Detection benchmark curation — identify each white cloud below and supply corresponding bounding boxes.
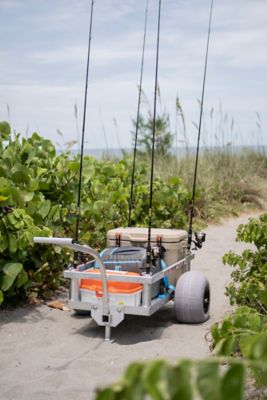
[0,0,266,148]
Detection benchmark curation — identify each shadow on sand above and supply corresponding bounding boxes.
[72,303,177,345]
[0,305,55,327]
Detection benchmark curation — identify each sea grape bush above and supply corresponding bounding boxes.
[0,122,190,304]
[210,214,267,391]
[0,122,72,304]
[95,358,247,400]
[223,213,267,313]
[97,215,267,399]
[211,306,267,386]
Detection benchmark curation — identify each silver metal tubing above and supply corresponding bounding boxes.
[34,237,74,246]
[150,254,194,284]
[124,293,173,316]
[72,243,110,316]
[64,255,193,284]
[70,279,80,302]
[69,291,173,318]
[142,282,152,307]
[105,325,111,342]
[64,269,146,283]
[34,237,110,317]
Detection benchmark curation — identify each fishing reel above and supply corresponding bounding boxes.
[67,251,91,270]
[192,231,206,250]
[152,243,166,260]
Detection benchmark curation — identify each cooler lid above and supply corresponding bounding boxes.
[107,227,187,244]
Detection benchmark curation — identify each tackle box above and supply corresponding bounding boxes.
[80,269,143,307]
[107,227,188,286]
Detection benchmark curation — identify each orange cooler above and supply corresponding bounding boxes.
[80,269,143,307]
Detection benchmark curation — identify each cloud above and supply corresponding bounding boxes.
[0,0,21,9]
[0,0,266,148]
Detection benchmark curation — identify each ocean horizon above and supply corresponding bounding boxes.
[65,145,267,158]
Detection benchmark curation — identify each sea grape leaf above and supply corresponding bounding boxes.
[20,190,35,203]
[12,169,31,185]
[211,323,221,345]
[37,200,51,219]
[38,181,50,191]
[6,209,33,229]
[15,268,28,288]
[17,229,33,248]
[0,232,8,252]
[68,161,79,172]
[102,165,115,177]
[143,360,169,400]
[1,262,23,291]
[171,360,193,400]
[9,187,24,207]
[8,234,17,253]
[49,205,61,222]
[221,363,245,400]
[250,334,267,364]
[123,362,145,399]
[167,176,181,186]
[259,290,267,307]
[214,337,235,356]
[0,177,9,189]
[95,388,116,400]
[220,319,233,335]
[0,195,8,202]
[0,121,11,140]
[197,361,221,400]
[36,167,47,177]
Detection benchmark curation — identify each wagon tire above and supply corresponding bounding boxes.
[174,270,210,323]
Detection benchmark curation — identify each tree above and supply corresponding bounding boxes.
[132,112,173,158]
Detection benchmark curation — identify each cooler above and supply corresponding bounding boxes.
[107,227,188,286]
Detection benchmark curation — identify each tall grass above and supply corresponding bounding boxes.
[153,147,267,222]
[132,101,267,222]
[74,97,267,223]
[161,102,267,221]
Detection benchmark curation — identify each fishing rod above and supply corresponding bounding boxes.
[146,0,162,273]
[128,0,149,227]
[75,0,95,257]
[187,0,214,251]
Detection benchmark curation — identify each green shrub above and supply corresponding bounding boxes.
[0,122,190,305]
[0,120,266,305]
[223,214,267,313]
[97,215,267,399]
[95,358,247,400]
[210,214,267,389]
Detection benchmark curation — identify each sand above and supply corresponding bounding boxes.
[0,213,259,400]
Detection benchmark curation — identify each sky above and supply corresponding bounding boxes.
[0,0,266,150]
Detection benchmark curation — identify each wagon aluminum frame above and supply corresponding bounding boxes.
[34,236,194,341]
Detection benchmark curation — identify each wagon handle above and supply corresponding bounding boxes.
[33,237,74,246]
[33,237,110,316]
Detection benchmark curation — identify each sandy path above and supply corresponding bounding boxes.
[0,213,258,400]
